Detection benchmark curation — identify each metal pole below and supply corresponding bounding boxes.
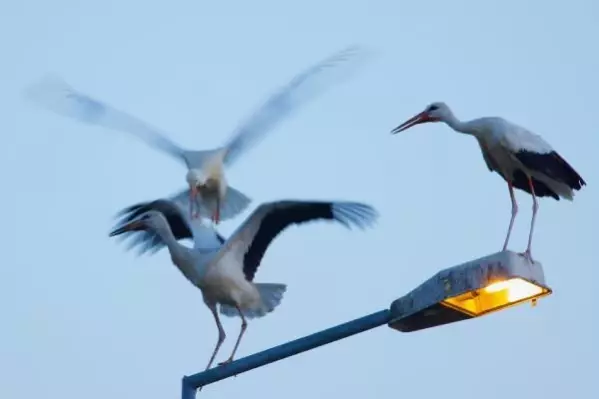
[181,309,390,398]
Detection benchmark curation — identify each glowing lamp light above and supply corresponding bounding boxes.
[441,277,550,317]
[484,278,543,300]
[388,251,552,333]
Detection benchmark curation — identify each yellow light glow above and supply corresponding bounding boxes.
[441,277,550,317]
[484,279,544,302]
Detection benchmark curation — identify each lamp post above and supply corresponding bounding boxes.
[181,250,552,398]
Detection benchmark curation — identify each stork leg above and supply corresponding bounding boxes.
[189,189,200,219]
[197,305,226,392]
[521,176,538,263]
[502,181,518,251]
[218,305,247,365]
[212,197,221,225]
[189,190,195,219]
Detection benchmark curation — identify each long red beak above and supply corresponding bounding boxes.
[391,111,431,134]
[109,220,144,236]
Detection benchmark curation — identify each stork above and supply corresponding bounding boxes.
[26,46,370,223]
[391,102,586,261]
[109,196,378,383]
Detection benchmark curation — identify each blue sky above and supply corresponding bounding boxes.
[2,0,597,398]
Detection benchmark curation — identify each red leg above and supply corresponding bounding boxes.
[521,176,538,262]
[189,189,195,219]
[198,305,226,392]
[502,181,518,251]
[204,306,226,371]
[189,187,200,219]
[218,306,247,365]
[212,197,221,225]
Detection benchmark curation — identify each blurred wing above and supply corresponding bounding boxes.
[223,199,378,281]
[112,197,226,254]
[168,185,251,223]
[218,185,252,220]
[165,190,228,248]
[220,45,373,166]
[180,148,224,171]
[25,75,187,164]
[111,199,192,255]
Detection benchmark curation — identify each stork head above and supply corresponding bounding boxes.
[109,211,168,236]
[391,102,452,134]
[186,169,207,187]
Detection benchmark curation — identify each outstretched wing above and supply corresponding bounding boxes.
[221,200,379,281]
[212,46,373,167]
[168,184,251,223]
[25,75,187,165]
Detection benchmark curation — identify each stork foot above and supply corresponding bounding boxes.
[518,250,535,264]
[217,358,239,378]
[218,358,233,366]
[212,210,220,225]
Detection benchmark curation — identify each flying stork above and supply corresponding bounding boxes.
[391,102,586,261]
[26,46,369,223]
[109,196,378,383]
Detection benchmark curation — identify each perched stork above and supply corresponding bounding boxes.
[109,196,378,379]
[391,102,586,261]
[26,46,370,223]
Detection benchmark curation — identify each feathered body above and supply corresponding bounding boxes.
[391,101,586,261]
[27,46,371,223]
[110,196,378,371]
[463,116,585,200]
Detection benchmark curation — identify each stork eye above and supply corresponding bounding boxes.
[428,105,439,112]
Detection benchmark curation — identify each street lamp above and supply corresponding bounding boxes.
[181,250,552,398]
[389,250,551,332]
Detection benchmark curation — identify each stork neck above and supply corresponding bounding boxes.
[155,225,186,258]
[443,114,472,135]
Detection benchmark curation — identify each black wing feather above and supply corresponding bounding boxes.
[514,150,586,191]
[511,170,560,200]
[110,199,225,255]
[242,201,377,281]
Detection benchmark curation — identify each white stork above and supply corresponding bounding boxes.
[391,102,586,261]
[26,46,369,223]
[109,196,378,378]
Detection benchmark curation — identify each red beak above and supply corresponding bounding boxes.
[391,111,432,134]
[109,220,145,236]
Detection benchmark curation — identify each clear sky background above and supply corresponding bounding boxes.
[2,1,598,398]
